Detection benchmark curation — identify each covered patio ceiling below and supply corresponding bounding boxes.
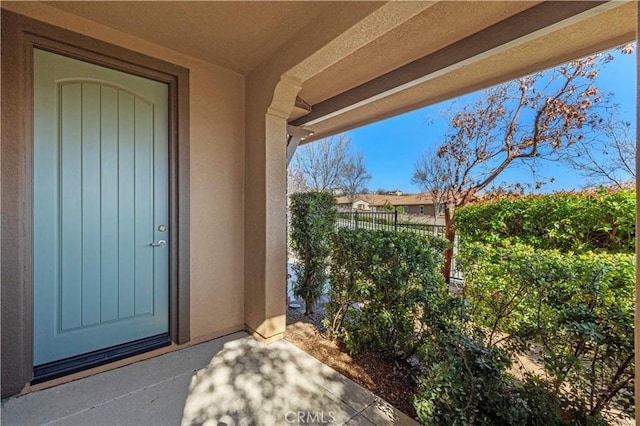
[40,0,336,74]
[43,1,636,142]
[291,0,636,142]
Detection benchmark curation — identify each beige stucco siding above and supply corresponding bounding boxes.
[2,2,246,340]
[406,205,436,216]
[188,66,245,338]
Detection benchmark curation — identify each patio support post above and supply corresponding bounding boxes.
[245,76,301,343]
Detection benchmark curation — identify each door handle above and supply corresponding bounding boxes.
[149,240,167,247]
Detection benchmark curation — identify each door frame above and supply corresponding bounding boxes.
[1,9,191,397]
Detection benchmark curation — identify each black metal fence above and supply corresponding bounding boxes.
[336,211,447,236]
[336,211,462,282]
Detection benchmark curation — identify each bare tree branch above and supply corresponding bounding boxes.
[412,48,626,282]
[564,108,636,189]
[292,134,352,191]
[341,151,371,203]
[290,133,372,198]
[412,150,450,226]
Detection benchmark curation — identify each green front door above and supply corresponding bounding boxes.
[33,49,170,367]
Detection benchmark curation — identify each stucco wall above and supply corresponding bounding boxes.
[406,205,436,216]
[2,2,246,340]
[242,2,385,341]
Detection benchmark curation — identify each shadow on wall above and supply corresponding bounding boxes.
[181,338,352,426]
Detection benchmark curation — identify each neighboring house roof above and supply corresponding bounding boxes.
[336,194,434,206]
[335,196,371,205]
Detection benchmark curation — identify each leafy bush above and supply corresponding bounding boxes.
[457,242,635,419]
[516,377,565,426]
[456,189,635,253]
[325,228,448,359]
[324,228,368,337]
[414,331,530,426]
[414,321,613,426]
[289,192,337,315]
[326,189,635,424]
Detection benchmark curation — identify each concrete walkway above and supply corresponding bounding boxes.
[1,332,417,425]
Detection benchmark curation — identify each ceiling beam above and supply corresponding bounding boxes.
[291,1,624,128]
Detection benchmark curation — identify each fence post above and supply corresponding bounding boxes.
[355,210,359,229]
[394,210,398,231]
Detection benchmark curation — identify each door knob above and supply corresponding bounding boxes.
[149,240,167,247]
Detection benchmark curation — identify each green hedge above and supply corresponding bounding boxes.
[457,242,635,419]
[325,228,449,359]
[289,192,337,314]
[455,189,635,253]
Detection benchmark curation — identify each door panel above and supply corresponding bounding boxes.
[33,49,169,366]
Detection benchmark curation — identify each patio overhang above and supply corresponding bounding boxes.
[289,0,636,143]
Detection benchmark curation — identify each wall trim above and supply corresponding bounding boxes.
[1,9,191,398]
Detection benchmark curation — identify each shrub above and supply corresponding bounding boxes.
[517,377,565,426]
[289,192,337,315]
[457,242,635,419]
[325,228,448,359]
[414,330,530,426]
[456,189,635,253]
[324,228,368,337]
[413,322,611,426]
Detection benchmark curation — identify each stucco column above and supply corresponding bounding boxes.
[244,76,301,342]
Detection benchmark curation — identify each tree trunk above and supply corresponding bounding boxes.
[442,205,456,285]
[304,298,314,315]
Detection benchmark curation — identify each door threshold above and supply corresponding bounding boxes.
[32,334,171,384]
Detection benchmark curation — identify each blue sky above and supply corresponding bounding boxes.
[347,47,636,194]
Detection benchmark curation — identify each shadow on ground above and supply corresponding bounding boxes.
[181,338,366,425]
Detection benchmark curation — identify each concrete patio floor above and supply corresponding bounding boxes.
[1,332,417,425]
